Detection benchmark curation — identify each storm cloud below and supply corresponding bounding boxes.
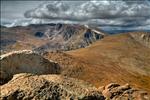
[1,0,150,32]
[23,0,150,31]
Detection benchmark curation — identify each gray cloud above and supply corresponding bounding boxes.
[24,1,150,18]
[2,0,150,32]
[23,0,150,31]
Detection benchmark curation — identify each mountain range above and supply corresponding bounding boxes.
[0,23,150,99]
[1,24,105,53]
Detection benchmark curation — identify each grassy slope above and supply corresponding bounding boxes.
[66,33,150,92]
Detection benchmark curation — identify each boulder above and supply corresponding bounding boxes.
[130,32,150,48]
[0,50,61,85]
[100,83,150,100]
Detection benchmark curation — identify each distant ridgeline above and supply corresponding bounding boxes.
[104,29,150,34]
[0,23,105,53]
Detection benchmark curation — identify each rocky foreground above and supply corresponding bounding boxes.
[0,73,149,100]
[0,50,150,100]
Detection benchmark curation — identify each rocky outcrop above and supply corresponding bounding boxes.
[99,83,149,100]
[0,73,105,100]
[1,74,149,100]
[0,50,61,85]
[130,32,150,48]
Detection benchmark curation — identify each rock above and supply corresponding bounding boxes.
[102,83,121,98]
[1,74,149,100]
[130,32,150,48]
[0,73,105,100]
[80,91,105,100]
[102,89,112,99]
[105,83,120,90]
[100,83,150,100]
[98,86,105,92]
[0,50,61,85]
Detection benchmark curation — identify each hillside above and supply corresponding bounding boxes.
[68,32,150,91]
[43,32,150,92]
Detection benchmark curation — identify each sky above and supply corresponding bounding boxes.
[1,0,150,33]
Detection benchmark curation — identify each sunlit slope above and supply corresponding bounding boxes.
[67,32,150,92]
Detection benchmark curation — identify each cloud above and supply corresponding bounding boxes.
[25,1,150,18]
[4,0,150,32]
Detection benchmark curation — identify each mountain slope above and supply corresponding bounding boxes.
[67,32,150,91]
[43,32,150,92]
[0,24,105,52]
